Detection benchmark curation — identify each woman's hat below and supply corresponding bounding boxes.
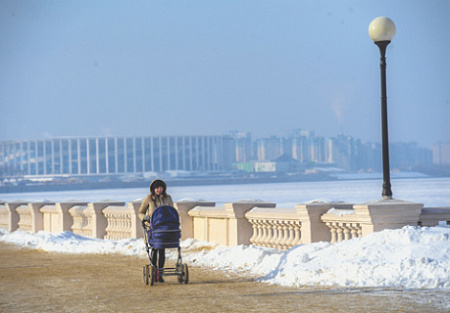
[150,179,167,194]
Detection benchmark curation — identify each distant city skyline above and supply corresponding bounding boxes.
[1,1,449,149]
[0,127,438,150]
[0,131,438,181]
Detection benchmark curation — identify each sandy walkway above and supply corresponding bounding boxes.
[0,243,448,312]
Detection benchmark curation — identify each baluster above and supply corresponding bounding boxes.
[343,223,351,241]
[267,220,275,248]
[327,222,337,244]
[256,219,264,247]
[254,219,264,246]
[266,220,275,248]
[349,223,359,239]
[259,220,268,248]
[273,220,282,249]
[249,218,258,246]
[357,224,362,238]
[279,221,290,250]
[285,221,296,249]
[293,221,302,246]
[336,224,344,243]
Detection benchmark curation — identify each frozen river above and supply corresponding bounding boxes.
[1,177,449,208]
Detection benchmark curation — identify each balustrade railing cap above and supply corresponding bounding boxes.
[359,198,422,205]
[58,201,89,205]
[306,200,331,204]
[89,201,126,207]
[95,200,126,203]
[422,207,450,213]
[225,201,276,218]
[9,200,28,204]
[245,207,297,219]
[176,200,216,206]
[88,201,126,212]
[31,201,55,205]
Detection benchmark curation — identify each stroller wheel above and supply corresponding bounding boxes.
[143,265,149,286]
[183,264,189,284]
[176,263,183,283]
[178,264,189,284]
[149,265,155,286]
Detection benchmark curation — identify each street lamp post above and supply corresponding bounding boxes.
[369,17,396,199]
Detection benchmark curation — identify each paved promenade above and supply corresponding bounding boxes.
[0,243,448,312]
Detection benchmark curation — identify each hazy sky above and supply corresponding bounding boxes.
[1,1,449,148]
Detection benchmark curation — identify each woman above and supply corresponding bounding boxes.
[139,179,174,283]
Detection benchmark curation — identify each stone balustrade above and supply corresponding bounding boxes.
[69,204,91,238]
[294,202,355,244]
[0,198,449,250]
[325,221,363,243]
[103,204,133,240]
[245,207,301,250]
[15,203,33,232]
[187,201,276,246]
[13,202,47,233]
[419,207,450,226]
[41,201,88,233]
[321,207,362,243]
[174,201,216,241]
[0,201,8,229]
[1,201,27,231]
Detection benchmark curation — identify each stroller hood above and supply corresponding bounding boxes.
[148,205,181,249]
[151,205,180,228]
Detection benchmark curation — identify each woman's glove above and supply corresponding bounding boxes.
[143,215,151,222]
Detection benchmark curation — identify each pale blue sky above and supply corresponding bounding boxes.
[1,0,449,148]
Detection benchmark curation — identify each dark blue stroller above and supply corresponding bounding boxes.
[142,205,189,285]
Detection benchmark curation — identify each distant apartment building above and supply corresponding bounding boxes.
[327,135,363,171]
[292,135,310,162]
[231,131,253,163]
[257,131,327,164]
[292,129,314,163]
[390,142,433,170]
[256,136,290,161]
[309,136,327,163]
[0,135,234,177]
[432,142,450,165]
[359,142,382,172]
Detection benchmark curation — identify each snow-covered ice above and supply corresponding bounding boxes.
[2,177,450,208]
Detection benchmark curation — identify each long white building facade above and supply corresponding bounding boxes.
[0,135,235,177]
